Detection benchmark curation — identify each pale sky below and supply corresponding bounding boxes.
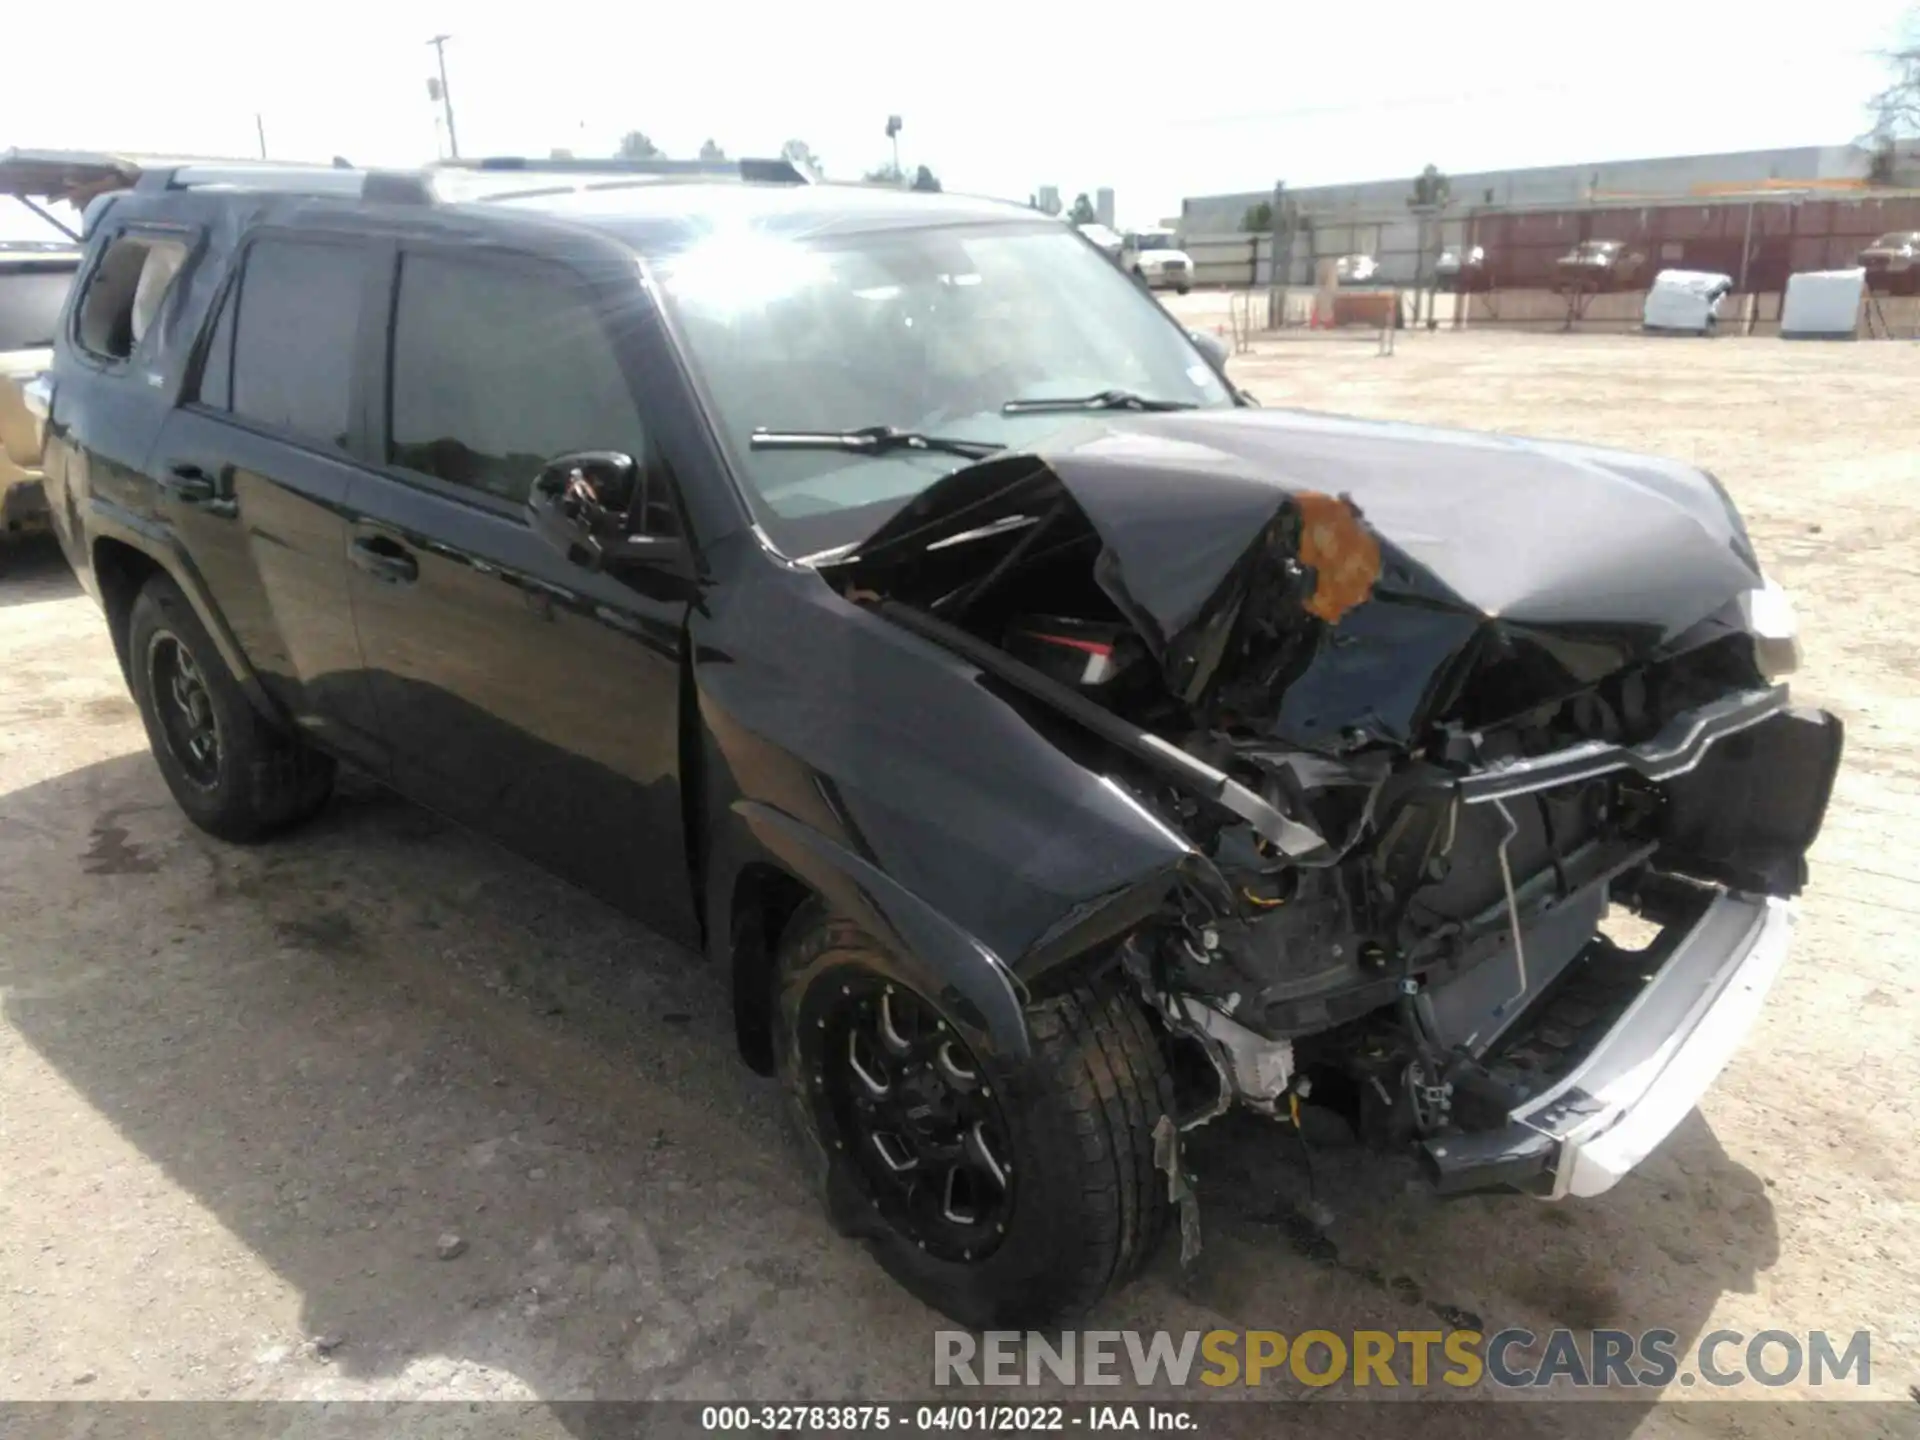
[3,0,1911,241]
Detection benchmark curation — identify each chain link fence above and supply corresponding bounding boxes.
[1183,191,1920,333]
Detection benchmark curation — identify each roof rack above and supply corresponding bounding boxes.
[433,155,818,185]
[0,146,816,237]
[0,148,434,209]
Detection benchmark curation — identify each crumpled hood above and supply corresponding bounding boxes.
[843,406,1764,750]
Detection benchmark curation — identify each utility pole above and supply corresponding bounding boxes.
[255,113,268,159]
[885,115,902,176]
[427,34,459,159]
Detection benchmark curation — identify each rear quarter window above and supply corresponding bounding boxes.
[74,234,189,361]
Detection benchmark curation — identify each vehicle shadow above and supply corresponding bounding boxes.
[0,531,80,606]
[0,749,1808,1432]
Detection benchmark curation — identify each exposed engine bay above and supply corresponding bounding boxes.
[829,409,1843,1191]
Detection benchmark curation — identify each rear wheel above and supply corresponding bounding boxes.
[126,575,334,842]
[775,908,1175,1327]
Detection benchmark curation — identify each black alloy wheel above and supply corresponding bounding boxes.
[775,908,1178,1327]
[146,630,222,789]
[812,975,1015,1263]
[125,574,335,842]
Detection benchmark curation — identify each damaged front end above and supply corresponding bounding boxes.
[831,408,1843,1201]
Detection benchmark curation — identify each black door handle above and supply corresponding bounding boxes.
[350,535,419,585]
[159,462,236,516]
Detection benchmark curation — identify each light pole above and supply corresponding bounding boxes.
[427,34,459,159]
[885,115,902,176]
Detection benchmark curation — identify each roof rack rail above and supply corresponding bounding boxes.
[434,155,817,185]
[138,161,434,204]
[2,145,821,237]
[0,148,437,213]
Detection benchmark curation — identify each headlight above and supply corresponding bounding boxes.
[1740,574,1800,680]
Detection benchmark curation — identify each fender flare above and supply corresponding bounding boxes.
[732,800,1032,1064]
[87,496,280,724]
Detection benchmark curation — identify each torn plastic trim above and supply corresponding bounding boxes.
[1175,996,1295,1115]
[872,598,1331,860]
[1454,684,1787,805]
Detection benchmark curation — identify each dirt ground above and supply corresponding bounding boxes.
[2,320,1916,1435]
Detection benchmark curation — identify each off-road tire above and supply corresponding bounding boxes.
[126,574,334,842]
[775,906,1175,1328]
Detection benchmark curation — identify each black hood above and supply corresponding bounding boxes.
[840,406,1765,751]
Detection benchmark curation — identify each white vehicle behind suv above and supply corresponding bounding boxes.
[1123,229,1193,294]
[1,246,82,553]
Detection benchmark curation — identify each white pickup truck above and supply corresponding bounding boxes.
[1121,229,1194,294]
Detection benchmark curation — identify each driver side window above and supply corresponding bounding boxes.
[387,253,647,509]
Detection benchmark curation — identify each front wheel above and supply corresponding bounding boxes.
[776,909,1175,1327]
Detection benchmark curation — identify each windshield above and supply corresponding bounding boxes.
[1133,233,1178,252]
[1869,232,1919,249]
[658,221,1234,553]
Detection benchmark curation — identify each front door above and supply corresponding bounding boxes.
[342,245,698,941]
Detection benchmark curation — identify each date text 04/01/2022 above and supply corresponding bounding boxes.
[698,1403,1198,1430]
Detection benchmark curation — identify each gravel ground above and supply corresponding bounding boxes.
[1,321,1915,1436]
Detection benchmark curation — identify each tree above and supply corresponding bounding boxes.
[1867,29,1920,138]
[1869,133,1898,183]
[864,161,905,186]
[1067,193,1097,225]
[698,138,727,162]
[616,131,663,160]
[1409,163,1451,210]
[1242,200,1273,233]
[911,165,942,193]
[781,139,823,176]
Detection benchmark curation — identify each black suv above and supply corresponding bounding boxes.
[9,149,1840,1328]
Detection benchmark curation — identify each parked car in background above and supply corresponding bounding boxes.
[1858,230,1920,294]
[1,244,83,558]
[1122,229,1193,293]
[1554,239,1646,292]
[1434,242,1489,291]
[1334,253,1381,286]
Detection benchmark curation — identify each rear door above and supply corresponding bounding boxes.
[146,234,387,769]
[342,243,698,938]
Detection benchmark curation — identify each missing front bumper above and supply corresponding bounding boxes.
[1421,890,1793,1198]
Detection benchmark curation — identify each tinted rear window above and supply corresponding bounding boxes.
[0,264,79,350]
[231,240,364,449]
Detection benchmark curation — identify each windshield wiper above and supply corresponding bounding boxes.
[1001,389,1199,415]
[748,425,1005,461]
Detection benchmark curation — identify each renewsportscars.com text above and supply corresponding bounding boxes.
[934,1328,1873,1391]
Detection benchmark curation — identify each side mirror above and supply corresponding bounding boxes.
[527,450,691,577]
[1189,328,1230,370]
